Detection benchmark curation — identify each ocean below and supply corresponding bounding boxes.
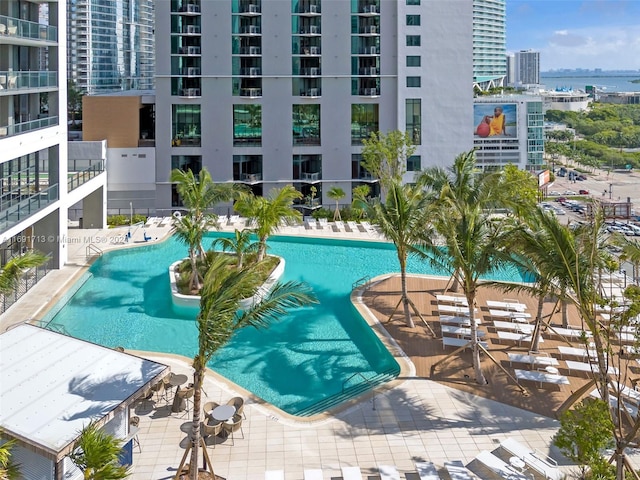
[540,74,640,93]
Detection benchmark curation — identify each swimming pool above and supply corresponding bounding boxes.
[44,233,528,416]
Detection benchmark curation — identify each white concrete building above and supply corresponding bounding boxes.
[514,49,540,86]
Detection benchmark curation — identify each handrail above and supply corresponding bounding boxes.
[342,372,377,410]
[86,244,103,258]
[352,275,371,291]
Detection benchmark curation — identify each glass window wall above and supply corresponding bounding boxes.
[233,105,262,146]
[351,104,378,145]
[293,105,320,145]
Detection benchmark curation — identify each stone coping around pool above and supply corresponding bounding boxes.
[169,254,285,312]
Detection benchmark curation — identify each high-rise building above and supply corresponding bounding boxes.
[505,52,515,86]
[514,49,540,86]
[67,0,155,94]
[472,0,506,91]
[0,0,107,310]
[147,0,473,213]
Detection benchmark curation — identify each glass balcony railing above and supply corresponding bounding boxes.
[0,15,58,42]
[0,117,59,138]
[0,183,59,233]
[0,71,58,91]
[68,161,105,192]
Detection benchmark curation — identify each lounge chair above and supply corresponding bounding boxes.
[439,314,481,326]
[334,221,346,231]
[341,466,363,480]
[438,304,477,316]
[499,438,563,480]
[444,461,475,480]
[557,345,596,360]
[415,462,440,480]
[304,217,318,229]
[507,352,559,368]
[441,325,487,338]
[318,218,329,229]
[442,337,488,350]
[565,360,618,376]
[228,214,240,225]
[379,465,400,480]
[360,221,378,235]
[545,326,592,341]
[493,321,534,334]
[436,294,468,306]
[497,331,544,346]
[488,309,532,320]
[486,300,528,312]
[304,469,323,480]
[346,221,359,232]
[514,369,569,388]
[265,471,285,480]
[473,450,530,480]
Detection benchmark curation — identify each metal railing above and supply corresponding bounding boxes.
[0,71,58,91]
[68,161,105,192]
[86,244,103,258]
[0,184,59,232]
[352,275,371,291]
[0,116,59,138]
[0,15,58,42]
[0,254,52,314]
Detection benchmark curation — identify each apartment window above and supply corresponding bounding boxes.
[233,155,263,182]
[406,35,421,47]
[406,77,421,88]
[407,155,421,172]
[406,15,420,26]
[171,156,202,173]
[406,99,421,145]
[293,105,321,145]
[233,105,262,146]
[293,154,322,181]
[351,104,379,145]
[406,56,421,67]
[172,105,201,147]
[351,154,373,180]
[406,0,420,4]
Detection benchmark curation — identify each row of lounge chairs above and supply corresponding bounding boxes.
[265,438,563,480]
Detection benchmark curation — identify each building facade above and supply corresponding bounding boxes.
[473,95,544,170]
[0,1,106,292]
[472,0,506,91]
[514,49,540,86]
[149,0,473,214]
[67,0,155,94]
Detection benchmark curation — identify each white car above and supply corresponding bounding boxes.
[563,190,577,195]
[553,208,566,215]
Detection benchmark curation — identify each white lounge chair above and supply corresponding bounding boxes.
[441,325,487,338]
[318,218,329,229]
[438,304,477,316]
[442,337,488,350]
[473,450,530,480]
[514,369,569,388]
[545,326,592,341]
[493,321,534,334]
[334,221,346,231]
[488,309,532,320]
[416,462,440,480]
[557,345,596,360]
[486,300,528,312]
[346,221,359,232]
[379,465,400,480]
[228,214,240,225]
[507,353,559,368]
[439,314,481,326]
[565,360,618,376]
[265,471,284,480]
[360,221,378,235]
[445,461,476,480]
[497,331,544,346]
[436,294,468,306]
[341,466,363,480]
[590,388,639,418]
[304,469,323,480]
[499,438,563,480]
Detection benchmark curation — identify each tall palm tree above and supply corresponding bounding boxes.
[211,229,259,269]
[172,214,208,292]
[615,234,640,285]
[69,421,129,480]
[234,185,302,262]
[327,186,345,221]
[186,254,317,480]
[418,150,516,384]
[351,184,371,220]
[354,181,431,328]
[0,251,48,294]
[0,435,20,480]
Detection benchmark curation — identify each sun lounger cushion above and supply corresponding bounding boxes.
[265,471,284,480]
[445,461,475,480]
[341,466,363,480]
[500,438,563,480]
[304,469,323,480]
[379,465,400,480]
[474,450,529,480]
[514,369,569,386]
[416,462,440,480]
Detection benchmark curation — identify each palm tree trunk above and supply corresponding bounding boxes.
[467,292,486,385]
[400,266,414,328]
[189,367,204,480]
[190,251,200,292]
[257,236,267,262]
[561,300,569,328]
[530,293,545,353]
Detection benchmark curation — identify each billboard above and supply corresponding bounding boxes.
[474,103,517,138]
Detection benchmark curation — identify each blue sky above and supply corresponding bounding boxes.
[507,0,640,71]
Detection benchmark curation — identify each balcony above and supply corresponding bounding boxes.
[301,46,320,55]
[358,67,380,76]
[240,88,262,98]
[300,88,321,97]
[179,67,201,76]
[300,67,321,76]
[0,71,58,93]
[360,4,379,15]
[177,46,201,55]
[358,46,379,55]
[0,15,57,42]
[299,25,320,35]
[182,25,201,34]
[179,3,201,14]
[300,172,321,182]
[239,3,261,14]
[68,161,105,192]
[241,173,262,183]
[239,46,262,55]
[359,88,379,96]
[240,67,262,76]
[240,25,261,35]
[0,183,59,233]
[0,116,59,138]
[359,25,379,35]
[299,4,320,15]
[180,88,201,97]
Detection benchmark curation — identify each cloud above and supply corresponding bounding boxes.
[549,30,589,48]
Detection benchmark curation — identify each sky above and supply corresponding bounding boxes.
[506,0,640,71]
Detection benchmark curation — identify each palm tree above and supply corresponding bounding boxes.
[418,150,516,384]
[234,185,302,262]
[0,251,48,294]
[211,229,259,269]
[0,435,20,480]
[173,214,208,292]
[69,421,129,480]
[354,181,431,328]
[185,254,317,480]
[327,186,345,221]
[615,234,640,285]
[351,184,371,220]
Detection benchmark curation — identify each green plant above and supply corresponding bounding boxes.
[69,421,129,480]
[107,215,128,227]
[0,434,20,480]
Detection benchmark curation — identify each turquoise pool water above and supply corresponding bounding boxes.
[45,233,528,415]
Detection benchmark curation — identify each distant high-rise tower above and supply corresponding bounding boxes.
[514,49,540,85]
[67,0,155,94]
[472,0,506,91]
[505,52,515,86]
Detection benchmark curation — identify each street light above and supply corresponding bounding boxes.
[609,183,613,200]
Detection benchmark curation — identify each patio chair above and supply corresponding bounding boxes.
[201,421,223,448]
[129,416,141,452]
[203,401,220,423]
[226,396,246,418]
[148,380,167,403]
[173,387,194,418]
[221,414,244,445]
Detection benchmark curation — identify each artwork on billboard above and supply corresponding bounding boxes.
[474,104,517,138]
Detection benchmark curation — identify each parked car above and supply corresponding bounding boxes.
[579,189,589,195]
[555,197,567,203]
[563,190,577,196]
